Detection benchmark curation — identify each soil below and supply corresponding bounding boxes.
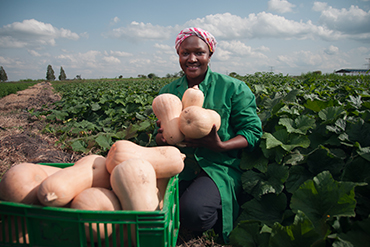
[0,82,229,246]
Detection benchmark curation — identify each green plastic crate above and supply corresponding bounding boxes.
[0,163,179,247]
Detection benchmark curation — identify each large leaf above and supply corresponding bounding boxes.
[318,106,346,125]
[263,130,310,152]
[290,171,363,231]
[241,163,289,198]
[239,193,287,227]
[337,217,370,247]
[240,147,269,172]
[306,145,346,177]
[285,165,313,193]
[304,99,336,112]
[346,118,370,147]
[229,220,270,247]
[278,115,316,135]
[269,211,322,247]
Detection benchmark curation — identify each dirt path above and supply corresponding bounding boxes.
[0,82,82,177]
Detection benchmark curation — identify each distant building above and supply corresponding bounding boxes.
[335,69,369,75]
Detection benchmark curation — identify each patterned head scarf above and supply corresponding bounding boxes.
[175,27,217,54]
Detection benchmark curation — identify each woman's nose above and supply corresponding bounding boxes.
[188,53,197,62]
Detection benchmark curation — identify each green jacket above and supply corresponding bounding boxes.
[156,68,263,242]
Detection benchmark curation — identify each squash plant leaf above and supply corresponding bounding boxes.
[240,147,269,172]
[318,106,346,125]
[337,217,370,247]
[229,220,270,247]
[95,134,112,150]
[346,118,370,147]
[285,165,313,193]
[263,130,310,152]
[279,115,316,135]
[307,146,346,177]
[241,163,289,198]
[269,211,322,247]
[239,193,287,227]
[290,171,364,230]
[304,99,336,112]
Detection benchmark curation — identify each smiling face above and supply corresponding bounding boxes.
[177,36,212,87]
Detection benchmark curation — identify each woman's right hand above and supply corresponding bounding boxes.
[155,120,167,145]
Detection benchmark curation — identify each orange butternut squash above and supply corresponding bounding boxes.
[110,158,159,211]
[0,163,48,205]
[105,140,185,178]
[179,106,221,139]
[37,155,110,207]
[70,187,121,242]
[182,85,204,109]
[152,93,184,145]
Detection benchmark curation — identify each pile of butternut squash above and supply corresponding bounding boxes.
[0,140,185,243]
[152,85,221,145]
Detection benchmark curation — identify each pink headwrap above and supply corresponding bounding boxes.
[175,27,217,53]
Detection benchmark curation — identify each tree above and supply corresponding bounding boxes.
[46,65,56,81]
[0,66,8,82]
[59,66,67,80]
[147,73,157,79]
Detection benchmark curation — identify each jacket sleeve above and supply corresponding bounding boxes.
[230,82,263,151]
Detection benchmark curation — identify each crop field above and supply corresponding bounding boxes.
[2,72,370,246]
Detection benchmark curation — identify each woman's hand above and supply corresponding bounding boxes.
[182,124,249,152]
[155,120,168,146]
[182,125,224,152]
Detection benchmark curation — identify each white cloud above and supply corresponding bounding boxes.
[113,17,120,23]
[103,56,121,64]
[0,19,79,48]
[268,0,296,13]
[107,21,174,40]
[324,45,339,55]
[28,49,42,57]
[312,2,328,12]
[316,4,370,35]
[57,50,102,68]
[109,50,133,57]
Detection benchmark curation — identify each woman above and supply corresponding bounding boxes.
[155,27,263,243]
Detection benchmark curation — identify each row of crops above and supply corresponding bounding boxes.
[31,73,370,246]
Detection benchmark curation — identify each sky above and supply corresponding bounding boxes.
[1,0,370,81]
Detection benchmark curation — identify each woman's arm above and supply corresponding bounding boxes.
[182,124,249,152]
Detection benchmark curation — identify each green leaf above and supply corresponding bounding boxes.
[279,115,316,135]
[95,134,112,150]
[241,163,289,198]
[285,165,313,193]
[290,171,361,230]
[70,140,87,153]
[318,106,346,124]
[229,220,270,247]
[269,211,322,247]
[338,217,370,247]
[239,193,287,227]
[91,102,101,111]
[304,99,336,112]
[240,147,269,172]
[342,155,370,183]
[307,146,346,177]
[346,118,370,147]
[263,130,310,152]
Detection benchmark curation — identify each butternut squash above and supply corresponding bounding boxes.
[105,140,185,178]
[37,155,110,207]
[182,85,204,109]
[70,187,121,242]
[157,177,170,210]
[152,93,184,145]
[0,163,48,205]
[179,106,221,139]
[36,164,62,176]
[110,159,159,211]
[0,216,29,244]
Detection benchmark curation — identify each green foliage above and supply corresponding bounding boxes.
[0,66,8,82]
[230,72,370,246]
[0,82,37,98]
[46,64,55,81]
[59,66,67,80]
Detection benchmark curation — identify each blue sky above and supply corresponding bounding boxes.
[1,0,370,81]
